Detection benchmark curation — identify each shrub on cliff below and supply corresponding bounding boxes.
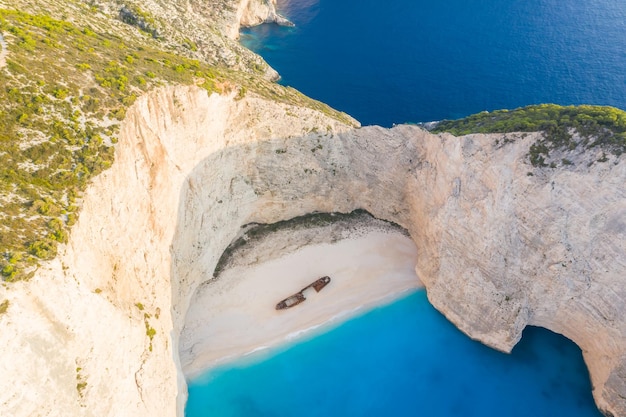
[0,9,223,281]
[431,104,626,166]
[0,6,355,282]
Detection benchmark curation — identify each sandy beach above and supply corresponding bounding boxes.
[180,229,422,378]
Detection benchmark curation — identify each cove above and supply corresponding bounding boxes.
[185,1,613,415]
[241,0,626,127]
[186,290,601,417]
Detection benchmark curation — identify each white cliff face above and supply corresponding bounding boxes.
[0,86,624,417]
[238,0,292,29]
[85,0,281,77]
[0,86,354,417]
[402,128,626,416]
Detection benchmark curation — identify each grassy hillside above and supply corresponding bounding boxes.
[0,7,353,282]
[0,9,224,280]
[430,104,626,167]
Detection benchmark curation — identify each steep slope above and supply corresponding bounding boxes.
[87,0,286,77]
[1,84,625,417]
[0,86,354,416]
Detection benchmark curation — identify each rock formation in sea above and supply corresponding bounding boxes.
[0,0,624,416]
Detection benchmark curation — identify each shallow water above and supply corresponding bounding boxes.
[241,0,626,126]
[186,291,601,417]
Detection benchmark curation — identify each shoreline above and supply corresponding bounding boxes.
[179,229,423,379]
[190,286,422,383]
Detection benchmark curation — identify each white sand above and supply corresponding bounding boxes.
[179,230,422,378]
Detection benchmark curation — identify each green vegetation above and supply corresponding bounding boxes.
[135,302,157,351]
[0,7,355,282]
[144,313,156,352]
[430,104,626,166]
[118,5,162,39]
[0,9,229,281]
[0,299,9,314]
[76,382,87,395]
[75,367,87,397]
[146,323,156,339]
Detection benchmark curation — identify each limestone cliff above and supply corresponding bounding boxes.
[0,86,354,417]
[84,0,283,77]
[405,129,626,416]
[167,94,626,417]
[1,85,624,416]
[238,0,293,29]
[1,0,625,416]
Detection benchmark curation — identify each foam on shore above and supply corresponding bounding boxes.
[179,229,422,378]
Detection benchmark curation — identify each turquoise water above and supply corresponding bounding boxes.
[186,291,601,416]
[241,0,626,127]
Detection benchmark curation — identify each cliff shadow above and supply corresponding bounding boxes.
[168,126,425,412]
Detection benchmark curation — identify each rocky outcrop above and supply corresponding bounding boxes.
[404,129,626,416]
[238,0,293,29]
[84,0,282,77]
[0,85,624,417]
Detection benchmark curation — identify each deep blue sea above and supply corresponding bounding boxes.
[186,291,601,417]
[186,1,620,415]
[241,0,626,127]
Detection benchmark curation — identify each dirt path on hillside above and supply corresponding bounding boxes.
[0,34,7,69]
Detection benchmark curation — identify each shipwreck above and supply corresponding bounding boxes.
[275,276,332,310]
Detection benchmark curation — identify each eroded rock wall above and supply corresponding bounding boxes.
[86,0,281,77]
[238,0,292,28]
[169,92,626,416]
[401,127,626,416]
[0,86,353,417]
[0,85,624,417]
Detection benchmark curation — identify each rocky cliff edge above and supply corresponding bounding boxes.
[0,86,624,416]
